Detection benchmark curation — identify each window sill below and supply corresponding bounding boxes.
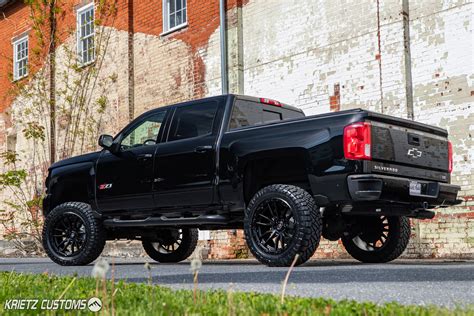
[78,59,96,68]
[12,74,28,82]
[160,23,188,37]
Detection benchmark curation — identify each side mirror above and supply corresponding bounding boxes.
[98,134,115,152]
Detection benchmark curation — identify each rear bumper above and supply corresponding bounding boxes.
[347,174,462,206]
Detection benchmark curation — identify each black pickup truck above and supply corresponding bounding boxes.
[42,95,461,266]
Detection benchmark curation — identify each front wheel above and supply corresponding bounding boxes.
[42,202,106,266]
[142,228,198,263]
[244,184,322,267]
[342,215,410,263]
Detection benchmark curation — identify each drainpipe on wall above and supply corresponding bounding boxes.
[128,0,135,122]
[402,0,414,120]
[401,0,419,251]
[219,0,229,95]
[376,0,384,114]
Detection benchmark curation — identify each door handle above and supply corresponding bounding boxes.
[137,153,153,161]
[194,145,213,153]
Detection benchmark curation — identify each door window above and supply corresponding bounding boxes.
[121,111,167,150]
[168,102,218,142]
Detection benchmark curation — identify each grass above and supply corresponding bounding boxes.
[0,271,472,315]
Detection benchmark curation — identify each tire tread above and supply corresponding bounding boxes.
[244,184,322,267]
[342,216,411,263]
[42,202,106,266]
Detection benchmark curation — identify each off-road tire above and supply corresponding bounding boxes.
[42,202,106,266]
[342,216,410,263]
[142,228,198,263]
[244,184,322,267]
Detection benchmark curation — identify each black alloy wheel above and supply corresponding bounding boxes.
[151,229,183,254]
[42,202,106,266]
[49,212,87,257]
[252,198,297,255]
[244,184,322,267]
[142,228,198,263]
[342,215,411,263]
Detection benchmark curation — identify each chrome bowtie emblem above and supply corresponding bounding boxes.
[407,148,422,158]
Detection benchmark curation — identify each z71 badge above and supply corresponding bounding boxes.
[98,183,113,190]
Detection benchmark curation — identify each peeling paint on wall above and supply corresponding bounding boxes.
[0,0,472,259]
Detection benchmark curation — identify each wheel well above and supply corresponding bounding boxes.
[243,154,311,205]
[48,183,90,214]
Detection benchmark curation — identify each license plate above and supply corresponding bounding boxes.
[409,181,422,195]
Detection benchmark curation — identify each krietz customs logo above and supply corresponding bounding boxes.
[87,297,102,312]
[4,297,102,312]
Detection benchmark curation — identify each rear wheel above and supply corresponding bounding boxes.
[244,184,322,267]
[142,228,198,263]
[342,215,410,263]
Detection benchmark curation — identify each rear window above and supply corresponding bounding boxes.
[229,100,304,130]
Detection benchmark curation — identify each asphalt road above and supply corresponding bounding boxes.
[0,258,473,308]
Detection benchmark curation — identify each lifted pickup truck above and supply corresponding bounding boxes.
[42,95,461,266]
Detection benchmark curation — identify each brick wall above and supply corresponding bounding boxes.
[0,1,31,114]
[208,230,249,259]
[0,0,472,260]
[230,0,473,260]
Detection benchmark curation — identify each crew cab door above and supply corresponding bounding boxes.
[95,109,169,212]
[153,101,221,207]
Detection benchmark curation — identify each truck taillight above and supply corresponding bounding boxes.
[343,122,372,160]
[448,141,453,173]
[260,98,282,107]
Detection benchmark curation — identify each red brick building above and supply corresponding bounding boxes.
[0,0,472,259]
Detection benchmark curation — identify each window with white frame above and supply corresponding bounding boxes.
[12,35,28,81]
[163,0,187,33]
[77,3,95,65]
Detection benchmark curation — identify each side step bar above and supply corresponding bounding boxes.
[103,214,229,227]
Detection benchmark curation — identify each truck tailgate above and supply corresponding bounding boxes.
[365,113,450,183]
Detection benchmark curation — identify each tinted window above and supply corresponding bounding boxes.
[121,111,167,150]
[262,110,282,123]
[168,102,218,141]
[229,100,304,130]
